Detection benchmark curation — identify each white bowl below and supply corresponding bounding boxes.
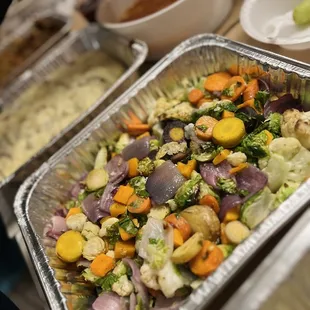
[96,0,233,60]
[240,0,310,50]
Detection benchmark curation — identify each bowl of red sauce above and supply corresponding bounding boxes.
[96,0,233,60]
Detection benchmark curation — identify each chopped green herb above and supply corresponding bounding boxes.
[222,87,234,97]
[196,124,208,132]
[254,90,270,113]
[128,176,149,198]
[95,272,118,292]
[65,200,76,210]
[119,216,138,236]
[106,223,120,246]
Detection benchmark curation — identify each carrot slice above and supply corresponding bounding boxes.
[165,214,192,241]
[204,72,232,92]
[212,149,231,166]
[195,116,218,141]
[127,124,150,136]
[190,240,224,277]
[66,207,82,219]
[127,158,139,178]
[137,132,150,140]
[221,76,247,102]
[110,203,127,217]
[188,88,204,104]
[229,163,248,174]
[222,110,235,118]
[173,228,184,248]
[199,195,220,214]
[114,185,134,205]
[264,130,273,145]
[127,194,151,214]
[90,254,115,277]
[114,240,135,259]
[243,79,259,102]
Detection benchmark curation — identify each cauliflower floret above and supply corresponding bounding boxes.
[83,236,106,261]
[82,221,100,240]
[106,250,115,258]
[227,152,247,167]
[66,213,87,232]
[140,263,160,290]
[112,275,134,297]
[113,261,127,276]
[160,101,194,123]
[99,217,119,237]
[281,109,310,150]
[269,137,301,161]
[158,260,185,298]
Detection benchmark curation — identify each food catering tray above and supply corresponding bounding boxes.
[0,24,147,236]
[222,207,310,310]
[14,34,310,310]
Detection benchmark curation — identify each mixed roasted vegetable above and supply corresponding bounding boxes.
[46,66,310,309]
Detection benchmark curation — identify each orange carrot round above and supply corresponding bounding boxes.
[221,76,247,102]
[188,88,204,104]
[127,194,151,214]
[243,79,259,102]
[165,213,192,241]
[195,116,218,141]
[199,195,220,214]
[190,240,224,277]
[204,72,232,92]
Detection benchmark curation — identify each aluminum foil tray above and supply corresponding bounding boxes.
[222,207,310,310]
[14,34,310,310]
[0,13,70,89]
[0,24,147,236]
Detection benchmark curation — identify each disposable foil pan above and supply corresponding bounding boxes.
[14,34,310,309]
[0,12,70,89]
[0,24,147,236]
[222,208,310,310]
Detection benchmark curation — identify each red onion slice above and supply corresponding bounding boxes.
[82,193,108,223]
[92,292,121,310]
[146,161,186,205]
[105,155,129,185]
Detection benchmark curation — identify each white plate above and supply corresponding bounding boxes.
[240,0,310,50]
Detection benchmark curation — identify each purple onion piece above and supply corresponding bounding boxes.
[105,155,129,185]
[146,160,186,205]
[235,164,268,196]
[82,193,108,223]
[70,182,82,198]
[99,183,118,213]
[219,195,243,221]
[45,216,67,240]
[264,94,302,117]
[54,207,67,218]
[123,258,149,310]
[200,160,235,189]
[258,77,270,92]
[76,258,91,268]
[129,293,136,310]
[92,292,121,310]
[154,294,186,310]
[122,136,153,160]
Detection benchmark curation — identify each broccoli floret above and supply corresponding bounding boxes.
[128,176,149,198]
[174,172,202,208]
[216,177,249,196]
[156,142,187,160]
[119,216,138,236]
[137,157,155,176]
[191,141,223,162]
[192,100,237,122]
[239,130,269,159]
[268,113,282,137]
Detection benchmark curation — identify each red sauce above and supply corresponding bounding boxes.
[120,0,179,23]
